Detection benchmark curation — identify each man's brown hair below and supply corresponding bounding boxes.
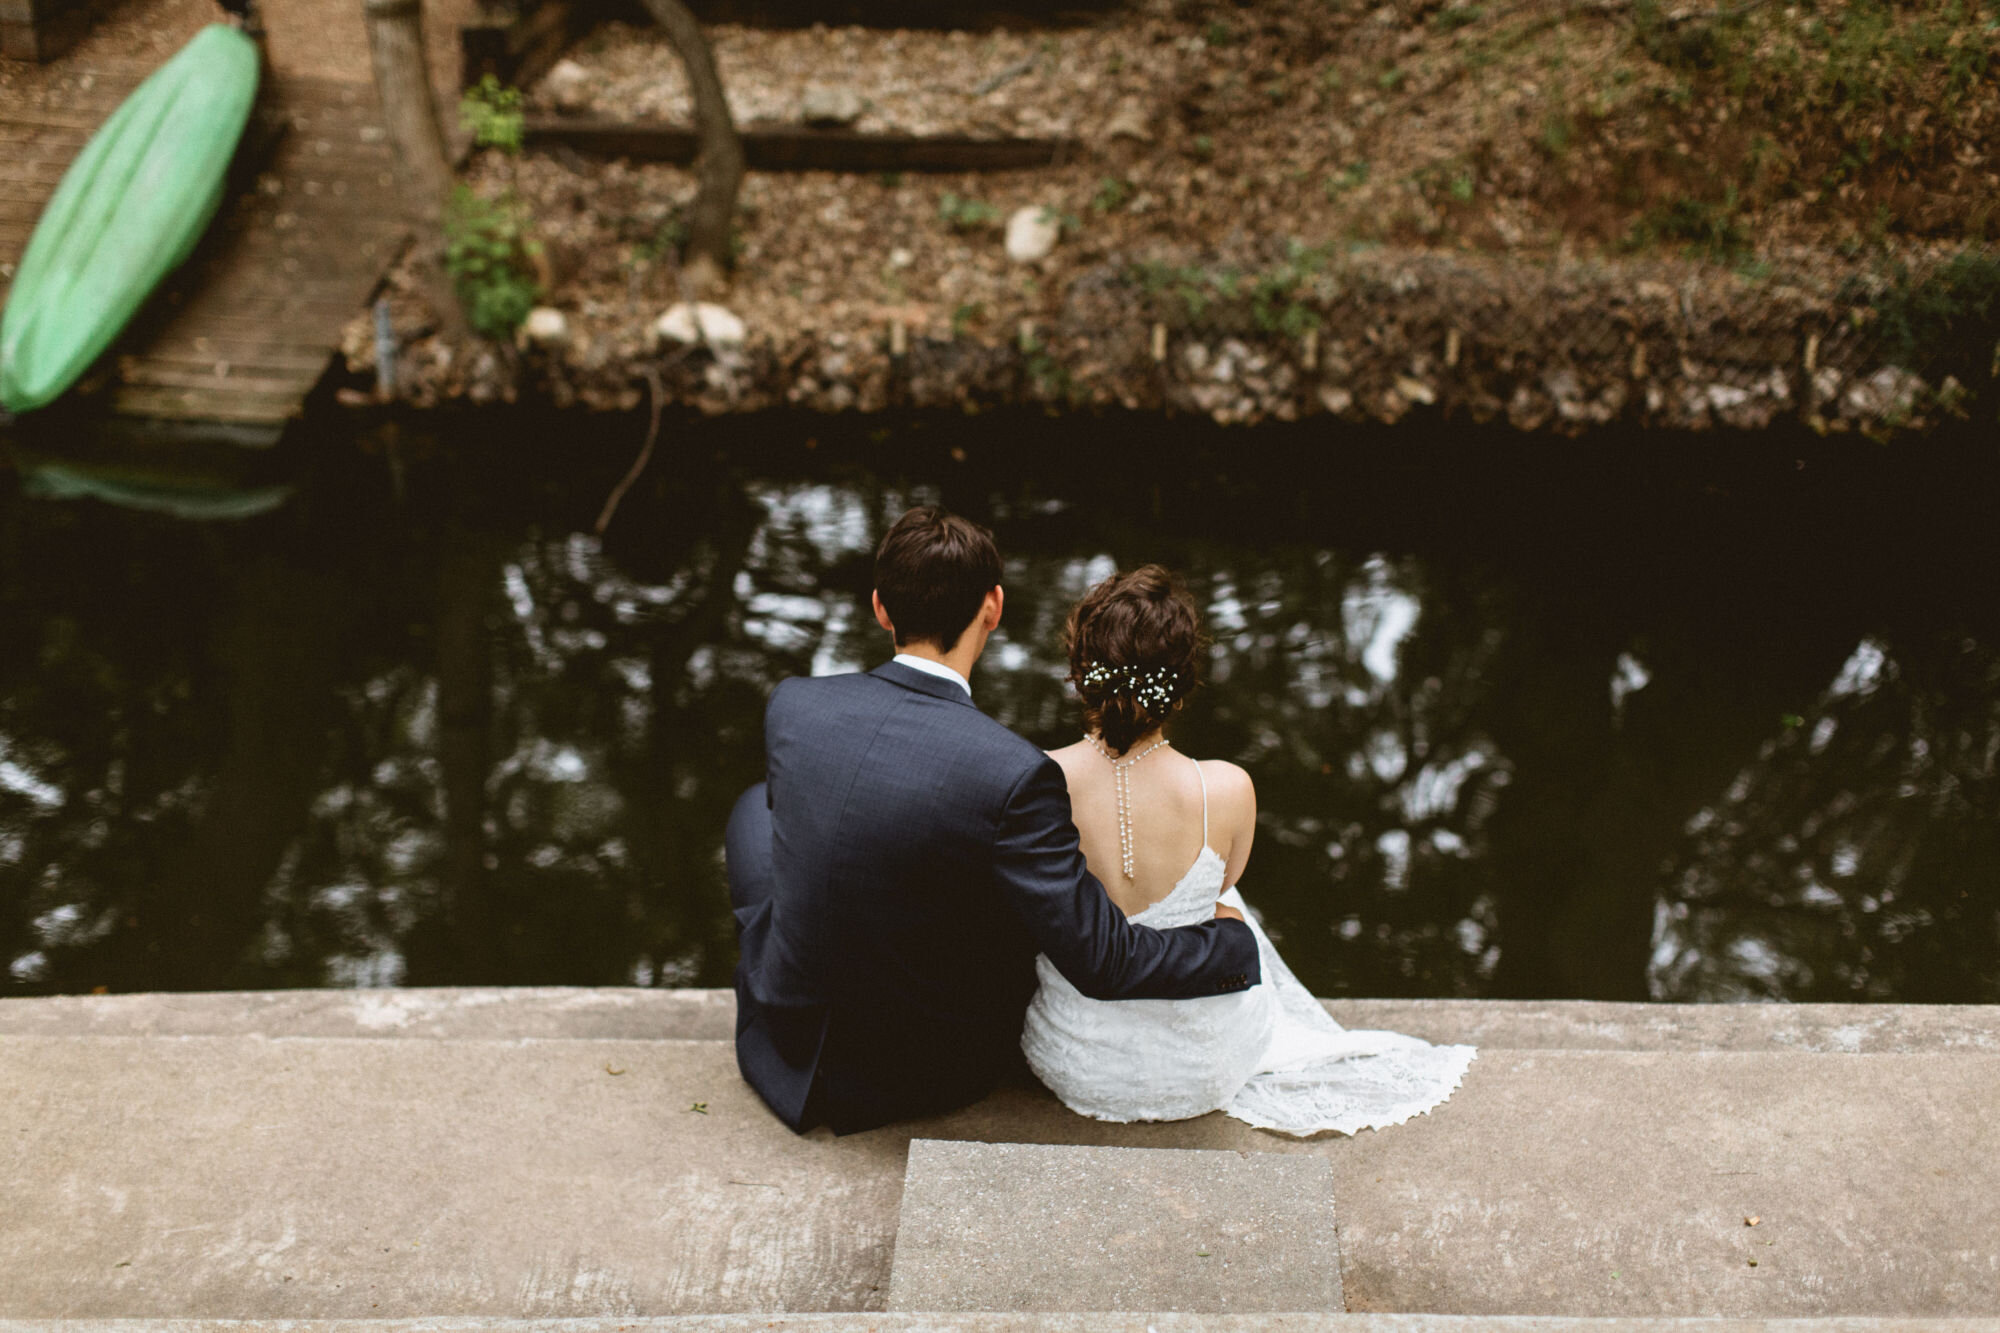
[874,505,1003,652]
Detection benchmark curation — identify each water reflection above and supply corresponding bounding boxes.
[2,420,1997,1001]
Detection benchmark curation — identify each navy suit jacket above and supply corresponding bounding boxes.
[730,660,1261,1134]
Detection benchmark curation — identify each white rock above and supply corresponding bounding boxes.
[801,84,865,127]
[517,306,570,350]
[655,302,746,349]
[1104,97,1154,142]
[543,60,594,114]
[888,247,915,269]
[1004,206,1061,263]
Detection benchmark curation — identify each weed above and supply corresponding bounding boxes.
[1449,170,1476,203]
[1852,251,2000,412]
[1128,241,1331,337]
[1090,177,1133,216]
[1324,161,1371,198]
[459,75,525,154]
[1203,19,1234,47]
[950,302,985,337]
[1191,134,1216,162]
[938,193,1003,233]
[1624,189,1751,263]
[1377,66,1407,93]
[1431,4,1483,32]
[1536,111,1574,157]
[445,185,542,340]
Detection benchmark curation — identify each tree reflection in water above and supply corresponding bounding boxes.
[1,420,1996,1002]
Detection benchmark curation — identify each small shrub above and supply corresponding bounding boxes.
[459,75,525,154]
[445,185,542,340]
[1863,251,2000,392]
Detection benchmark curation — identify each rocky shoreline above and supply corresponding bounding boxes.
[345,242,1991,437]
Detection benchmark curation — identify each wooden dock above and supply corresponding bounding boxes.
[1,19,422,445]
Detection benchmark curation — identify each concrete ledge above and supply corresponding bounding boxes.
[3,1030,1998,1318]
[888,1141,1343,1312]
[11,1312,2000,1320]
[4,989,1997,1053]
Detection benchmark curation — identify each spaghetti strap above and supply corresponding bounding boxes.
[1193,756,1209,848]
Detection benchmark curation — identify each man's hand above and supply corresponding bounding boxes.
[1214,902,1244,924]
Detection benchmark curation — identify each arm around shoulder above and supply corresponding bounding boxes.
[993,755,1261,1000]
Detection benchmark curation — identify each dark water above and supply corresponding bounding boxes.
[4,413,1999,1003]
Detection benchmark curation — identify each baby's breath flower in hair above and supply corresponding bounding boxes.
[1082,660,1184,712]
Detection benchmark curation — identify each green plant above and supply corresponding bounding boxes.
[1862,251,2000,393]
[937,192,1003,233]
[445,185,542,340]
[1203,19,1234,47]
[951,301,985,337]
[1324,160,1370,198]
[1431,4,1483,32]
[1128,242,1330,336]
[1623,188,1751,263]
[1536,110,1574,156]
[1377,66,1407,93]
[1449,169,1476,203]
[459,74,525,154]
[1090,177,1133,214]
[1191,134,1215,162]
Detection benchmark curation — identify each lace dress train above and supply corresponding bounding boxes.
[1022,768,1475,1136]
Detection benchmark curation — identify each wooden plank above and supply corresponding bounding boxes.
[523,117,1077,172]
[108,384,313,423]
[124,348,336,376]
[117,363,321,393]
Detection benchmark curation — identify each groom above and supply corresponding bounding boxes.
[725,505,1259,1134]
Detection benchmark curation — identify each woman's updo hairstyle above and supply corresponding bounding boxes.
[1065,564,1205,755]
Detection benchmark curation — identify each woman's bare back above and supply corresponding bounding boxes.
[1050,736,1257,917]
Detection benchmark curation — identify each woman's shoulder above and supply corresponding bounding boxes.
[1045,739,1094,781]
[1194,757,1254,796]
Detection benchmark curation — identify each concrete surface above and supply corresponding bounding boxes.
[887,1140,1343,1312]
[4,988,1997,1052]
[11,1312,2000,1320]
[0,985,1996,1319]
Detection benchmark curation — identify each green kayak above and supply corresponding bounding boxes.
[0,24,260,416]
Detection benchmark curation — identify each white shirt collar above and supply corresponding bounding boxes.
[892,653,972,698]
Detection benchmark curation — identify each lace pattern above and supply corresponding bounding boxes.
[1022,850,1476,1136]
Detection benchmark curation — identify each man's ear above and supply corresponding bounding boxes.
[984,585,1005,631]
[872,590,897,637]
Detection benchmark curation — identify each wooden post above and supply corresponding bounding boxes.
[363,0,465,341]
[363,0,454,214]
[636,0,744,297]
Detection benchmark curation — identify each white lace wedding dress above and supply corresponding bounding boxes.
[1021,767,1477,1136]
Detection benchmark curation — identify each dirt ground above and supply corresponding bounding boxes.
[16,0,1992,433]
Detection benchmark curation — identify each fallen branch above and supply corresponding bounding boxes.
[594,365,665,536]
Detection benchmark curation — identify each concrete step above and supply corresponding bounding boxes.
[888,1140,1344,1313]
[4,987,1997,1054]
[1,1029,1996,1319]
[3,1318,1999,1331]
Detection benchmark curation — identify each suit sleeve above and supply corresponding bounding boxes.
[992,754,1260,1000]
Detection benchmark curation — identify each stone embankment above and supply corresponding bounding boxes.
[357,245,1994,439]
[2,988,1997,1328]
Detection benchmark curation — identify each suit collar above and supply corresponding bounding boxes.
[872,659,977,707]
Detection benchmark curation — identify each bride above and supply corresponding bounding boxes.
[1021,565,1477,1135]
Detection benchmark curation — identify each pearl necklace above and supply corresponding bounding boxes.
[1086,733,1171,880]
